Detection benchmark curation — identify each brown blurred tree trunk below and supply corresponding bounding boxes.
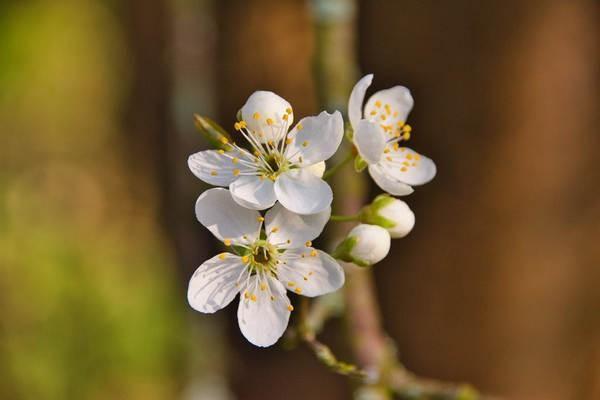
[361,1,599,399]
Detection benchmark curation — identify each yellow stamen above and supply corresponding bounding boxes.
[224,239,232,246]
[287,304,294,311]
[253,112,261,120]
[233,169,240,176]
[294,287,302,294]
[266,118,274,126]
[305,241,312,247]
[218,253,227,260]
[210,170,218,176]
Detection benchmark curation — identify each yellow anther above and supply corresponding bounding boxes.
[415,154,421,161]
[296,123,303,131]
[288,281,295,287]
[308,271,314,276]
[286,239,291,244]
[266,118,274,126]
[232,157,239,164]
[380,114,387,121]
[393,143,400,151]
[393,111,398,117]
[294,287,302,294]
[406,154,413,160]
[403,132,411,140]
[271,227,279,233]
[402,161,410,167]
[218,253,227,260]
[394,131,401,138]
[244,291,250,299]
[305,241,312,247]
[287,304,294,311]
[369,110,377,116]
[384,104,391,115]
[250,294,257,302]
[220,137,229,144]
[218,149,225,154]
[234,122,240,130]
[282,114,288,121]
[260,283,267,291]
[396,121,405,128]
[303,276,308,281]
[401,167,408,172]
[239,120,247,129]
[233,168,240,176]
[399,147,406,152]
[412,162,418,167]
[286,107,293,114]
[270,295,275,301]
[224,239,232,246]
[310,250,317,257]
[383,148,390,154]
[375,100,382,108]
[386,156,392,162]
[302,140,309,147]
[242,255,249,263]
[257,216,265,222]
[253,112,261,120]
[286,138,293,145]
[402,124,412,132]
[210,170,218,176]
[267,140,274,146]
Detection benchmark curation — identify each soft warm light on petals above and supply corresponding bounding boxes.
[241,91,293,143]
[348,74,373,130]
[229,175,277,210]
[285,111,344,166]
[354,120,386,164]
[265,203,330,247]
[274,169,332,215]
[278,248,344,297]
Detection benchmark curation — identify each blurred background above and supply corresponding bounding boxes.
[1,0,598,399]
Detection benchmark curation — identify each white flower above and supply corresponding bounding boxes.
[188,91,344,215]
[348,74,436,196]
[361,194,415,238]
[333,224,391,267]
[188,188,345,347]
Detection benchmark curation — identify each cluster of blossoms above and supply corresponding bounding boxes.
[187,75,435,347]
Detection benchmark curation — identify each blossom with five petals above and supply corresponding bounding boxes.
[188,188,345,347]
[348,74,436,196]
[188,91,344,215]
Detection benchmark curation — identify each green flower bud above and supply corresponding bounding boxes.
[360,194,415,238]
[332,224,391,267]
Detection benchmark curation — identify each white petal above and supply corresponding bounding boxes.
[274,169,332,215]
[365,86,414,128]
[347,224,391,266]
[354,120,386,164]
[188,253,246,313]
[306,161,326,178]
[237,274,291,347]
[284,111,344,165]
[188,150,255,186]
[229,175,277,210]
[195,188,261,244]
[265,203,330,248]
[348,74,373,131]
[368,164,414,196]
[241,91,293,143]
[278,248,344,297]
[380,147,436,186]
[378,198,415,238]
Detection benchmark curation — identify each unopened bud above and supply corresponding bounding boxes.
[360,194,415,238]
[333,224,391,267]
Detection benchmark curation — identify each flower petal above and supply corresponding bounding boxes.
[229,175,277,210]
[364,86,414,129]
[278,248,345,297]
[274,169,332,215]
[354,120,386,164]
[284,111,344,165]
[237,274,291,347]
[195,188,261,244]
[380,147,436,186]
[265,203,330,248]
[368,164,414,196]
[241,91,293,143]
[306,161,326,178]
[188,150,255,186]
[348,74,373,130]
[188,253,246,313]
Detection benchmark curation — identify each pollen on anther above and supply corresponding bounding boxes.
[253,112,261,120]
[386,156,393,162]
[218,253,227,260]
[305,241,312,247]
[294,287,302,294]
[296,123,303,131]
[403,132,411,140]
[233,168,240,176]
[250,294,257,302]
[286,239,291,244]
[257,216,265,222]
[375,100,382,108]
[224,239,232,246]
[242,255,249,263]
[282,114,288,121]
[369,110,377,116]
[303,276,308,281]
[286,107,293,114]
[210,170,218,176]
[232,157,239,164]
[288,282,295,287]
[270,295,275,301]
[234,122,241,131]
[302,140,309,147]
[266,118,274,126]
[286,138,293,145]
[271,227,279,233]
[260,283,267,291]
[287,304,294,311]
[220,137,229,144]
[310,250,317,257]
[218,149,225,155]
[401,167,408,172]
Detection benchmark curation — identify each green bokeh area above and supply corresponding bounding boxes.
[0,1,187,399]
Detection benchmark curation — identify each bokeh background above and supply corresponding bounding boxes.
[1,0,598,399]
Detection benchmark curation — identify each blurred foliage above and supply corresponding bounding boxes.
[0,1,187,399]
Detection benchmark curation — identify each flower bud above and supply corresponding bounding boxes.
[360,194,415,238]
[193,114,233,150]
[333,224,391,267]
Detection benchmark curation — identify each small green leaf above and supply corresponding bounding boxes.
[354,155,367,172]
[193,114,233,150]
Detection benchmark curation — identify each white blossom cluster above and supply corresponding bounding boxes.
[187,75,435,346]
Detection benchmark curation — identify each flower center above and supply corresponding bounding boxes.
[247,240,279,274]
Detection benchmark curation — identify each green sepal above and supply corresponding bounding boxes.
[354,155,367,173]
[193,114,233,150]
[331,236,370,267]
[359,194,396,229]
